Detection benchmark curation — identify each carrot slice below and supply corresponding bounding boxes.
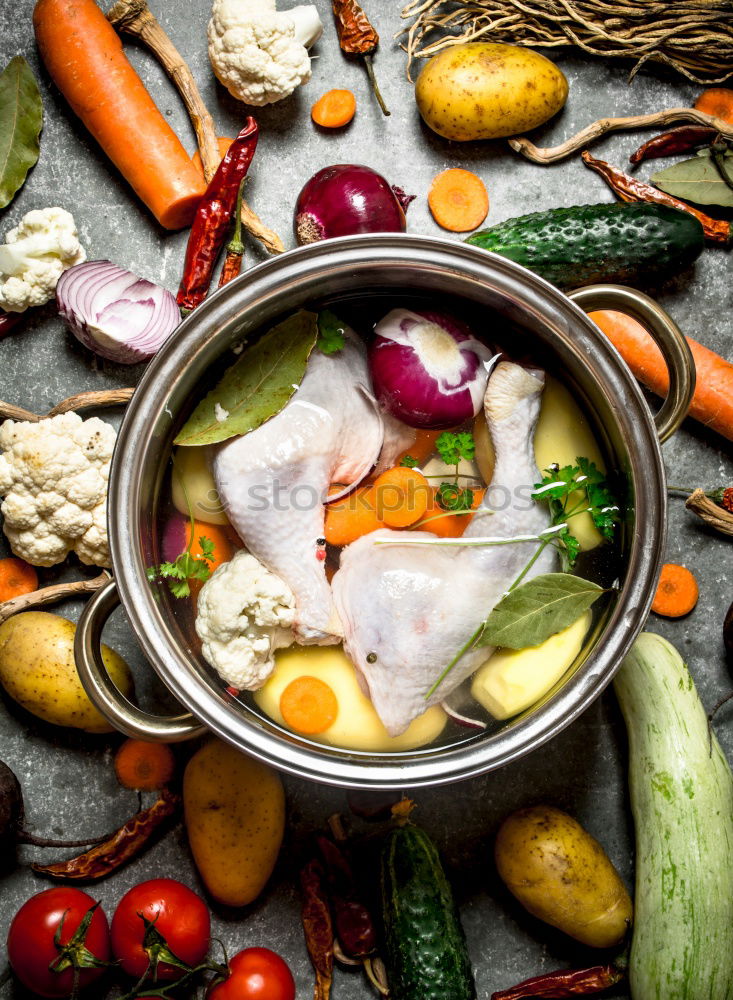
[428,168,489,233]
[397,428,444,467]
[280,676,339,735]
[373,467,430,528]
[0,558,38,602]
[33,0,206,230]
[188,521,233,600]
[324,486,386,546]
[651,563,699,618]
[694,88,733,125]
[191,138,235,179]
[311,90,357,128]
[417,487,485,537]
[114,739,176,790]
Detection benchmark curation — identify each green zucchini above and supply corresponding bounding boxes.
[465,202,704,289]
[381,818,476,1000]
[614,632,733,999]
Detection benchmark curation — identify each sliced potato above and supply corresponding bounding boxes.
[171,446,229,526]
[471,611,591,720]
[254,645,447,752]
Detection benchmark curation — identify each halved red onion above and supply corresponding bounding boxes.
[369,308,495,429]
[294,165,409,245]
[441,687,487,730]
[56,260,179,364]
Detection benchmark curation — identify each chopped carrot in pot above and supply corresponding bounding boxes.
[373,467,430,529]
[280,676,339,735]
[428,168,489,233]
[651,563,699,618]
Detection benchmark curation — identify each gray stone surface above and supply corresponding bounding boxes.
[0,0,732,996]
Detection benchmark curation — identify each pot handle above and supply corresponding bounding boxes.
[75,579,206,742]
[567,284,695,444]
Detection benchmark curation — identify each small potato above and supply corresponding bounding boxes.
[416,42,568,142]
[0,611,133,733]
[495,805,632,947]
[171,446,229,526]
[183,740,285,907]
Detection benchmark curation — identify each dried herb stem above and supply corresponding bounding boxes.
[508,108,733,165]
[399,0,733,84]
[108,0,284,254]
[0,572,111,624]
[0,388,134,423]
[685,488,733,537]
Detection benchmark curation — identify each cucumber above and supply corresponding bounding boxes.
[465,202,704,289]
[614,632,733,1000]
[381,819,476,1000]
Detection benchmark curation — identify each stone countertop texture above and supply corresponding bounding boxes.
[0,1,732,996]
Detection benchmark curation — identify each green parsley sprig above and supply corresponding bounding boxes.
[435,431,476,514]
[317,310,346,355]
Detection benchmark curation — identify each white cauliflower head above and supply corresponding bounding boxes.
[195,549,295,690]
[0,412,116,567]
[0,207,86,312]
[208,0,323,106]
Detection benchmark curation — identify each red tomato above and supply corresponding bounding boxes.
[7,888,111,998]
[111,878,210,981]
[207,948,295,1000]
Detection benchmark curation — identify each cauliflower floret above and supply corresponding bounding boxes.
[208,0,323,106]
[0,412,116,567]
[195,549,296,690]
[0,207,86,313]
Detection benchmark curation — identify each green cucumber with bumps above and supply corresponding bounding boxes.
[381,817,476,1000]
[465,202,704,289]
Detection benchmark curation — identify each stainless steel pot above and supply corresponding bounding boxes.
[75,234,694,789]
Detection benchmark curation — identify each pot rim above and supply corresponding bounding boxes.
[107,233,666,789]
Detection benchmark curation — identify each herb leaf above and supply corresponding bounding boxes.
[400,454,419,468]
[175,310,318,447]
[651,148,733,209]
[475,573,604,650]
[149,536,216,600]
[317,310,346,355]
[436,431,475,467]
[534,457,620,558]
[437,483,474,512]
[0,56,43,210]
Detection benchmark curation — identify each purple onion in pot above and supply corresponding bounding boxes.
[294,164,409,245]
[369,308,495,429]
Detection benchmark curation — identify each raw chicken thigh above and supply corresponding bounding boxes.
[332,362,556,736]
[213,331,413,643]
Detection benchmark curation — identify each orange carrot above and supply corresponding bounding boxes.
[192,138,234,178]
[651,563,699,617]
[324,486,386,546]
[0,558,38,602]
[33,0,206,230]
[188,521,233,600]
[114,739,176,790]
[590,310,733,442]
[311,90,357,128]
[280,676,339,735]
[397,428,444,467]
[428,169,489,233]
[418,488,485,537]
[694,88,733,125]
[373,467,430,528]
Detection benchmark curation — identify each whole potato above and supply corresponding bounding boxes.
[183,740,285,907]
[0,612,133,732]
[416,42,568,141]
[495,805,632,947]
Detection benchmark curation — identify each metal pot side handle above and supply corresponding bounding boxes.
[75,579,205,742]
[568,284,696,444]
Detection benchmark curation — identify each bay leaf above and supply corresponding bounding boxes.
[652,149,733,209]
[175,310,318,447]
[475,573,604,651]
[0,56,43,210]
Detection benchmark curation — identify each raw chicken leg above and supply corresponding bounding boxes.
[332,362,556,736]
[213,331,413,643]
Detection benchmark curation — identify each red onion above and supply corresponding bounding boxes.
[56,260,179,364]
[294,165,409,245]
[161,512,189,563]
[369,308,494,429]
[441,688,487,731]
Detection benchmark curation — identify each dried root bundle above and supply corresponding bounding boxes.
[399,0,733,84]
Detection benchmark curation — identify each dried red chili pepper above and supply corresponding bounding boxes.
[332,0,390,117]
[491,964,625,1000]
[723,487,733,513]
[31,790,180,881]
[582,150,731,245]
[217,177,246,289]
[317,835,376,959]
[0,310,23,337]
[300,859,334,1000]
[177,118,258,313]
[629,125,719,164]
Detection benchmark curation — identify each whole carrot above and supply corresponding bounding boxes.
[33,0,206,230]
[590,309,733,442]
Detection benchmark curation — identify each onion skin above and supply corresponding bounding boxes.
[370,308,493,429]
[294,164,407,245]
